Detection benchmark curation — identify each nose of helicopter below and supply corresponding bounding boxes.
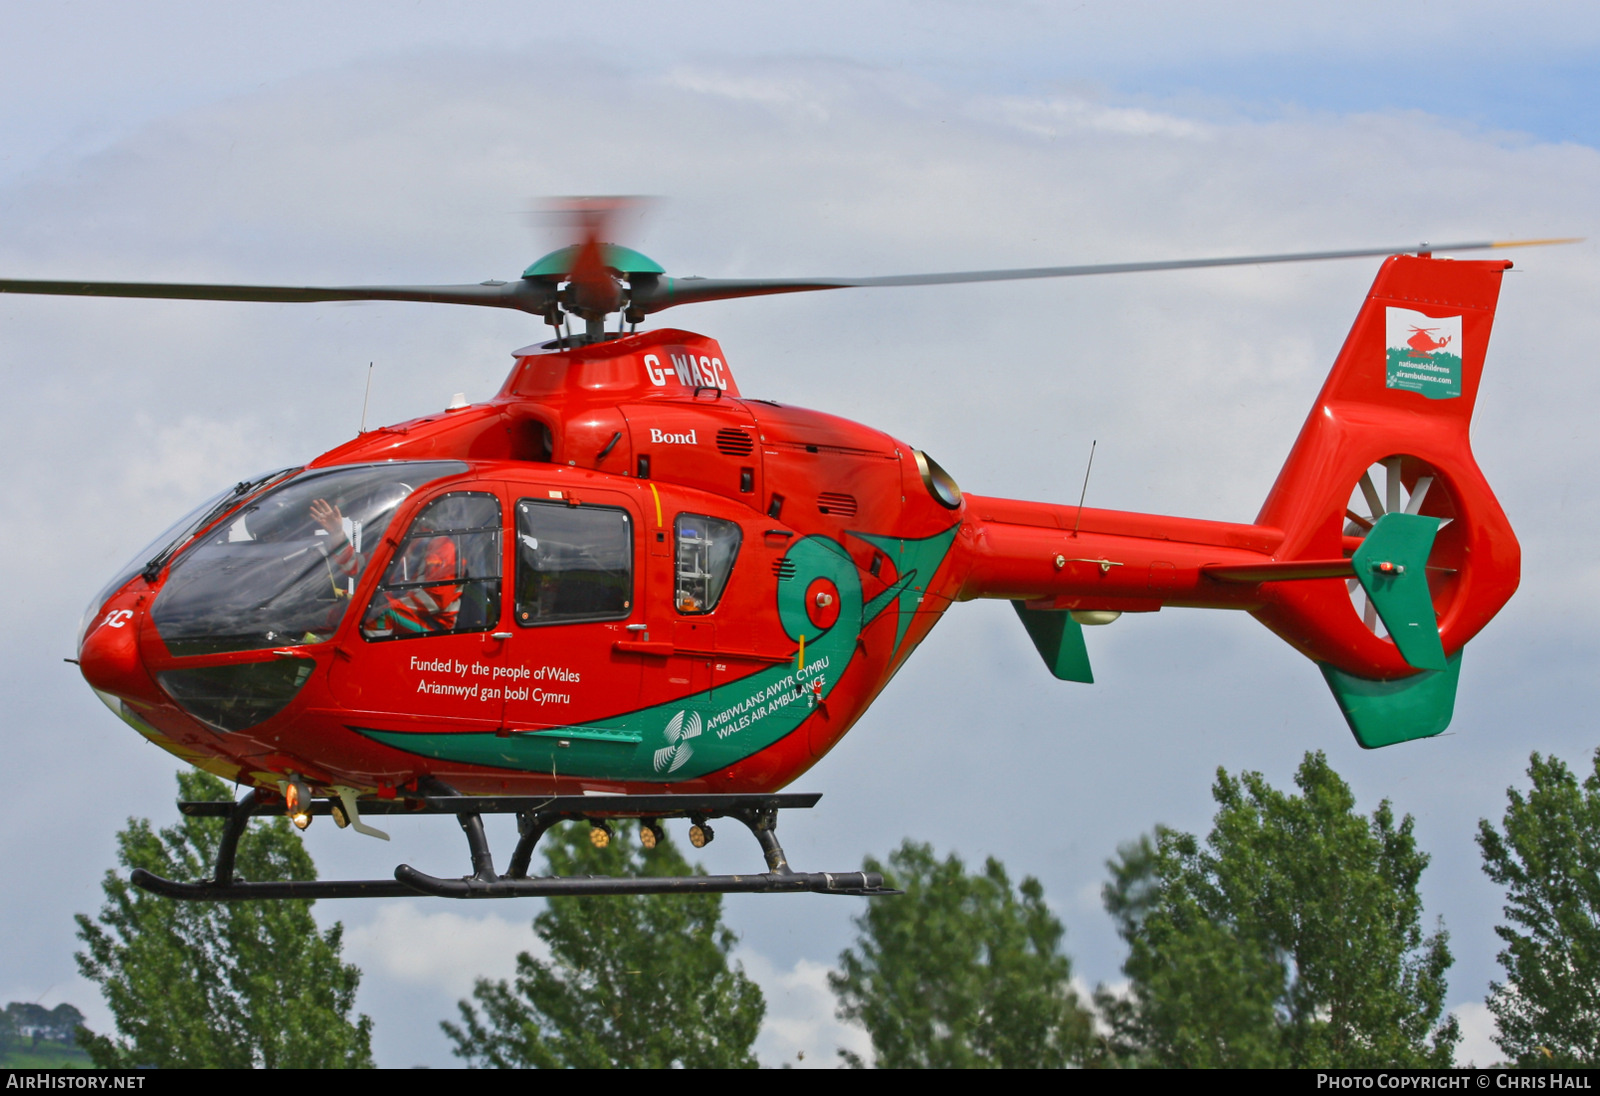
[78,594,159,703]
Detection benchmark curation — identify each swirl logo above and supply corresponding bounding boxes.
[653,710,702,774]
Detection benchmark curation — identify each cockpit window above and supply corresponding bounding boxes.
[674,513,741,614]
[151,461,467,655]
[80,467,299,645]
[138,468,302,583]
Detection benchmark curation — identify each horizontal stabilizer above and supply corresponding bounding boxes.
[1352,512,1446,670]
[1011,602,1093,684]
[1320,649,1462,748]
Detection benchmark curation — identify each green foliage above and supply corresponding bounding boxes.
[74,771,373,1068]
[443,822,765,1068]
[829,840,1096,1068]
[1478,750,1600,1066]
[0,1002,91,1067]
[2,1002,84,1045]
[1099,752,1457,1068]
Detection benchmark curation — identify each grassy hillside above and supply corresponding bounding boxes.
[0,1042,93,1068]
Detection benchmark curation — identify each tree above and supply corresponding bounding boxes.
[75,770,374,1068]
[443,822,765,1068]
[1478,750,1600,1066]
[3,1002,85,1048]
[1098,751,1457,1068]
[0,1002,88,1067]
[829,840,1096,1068]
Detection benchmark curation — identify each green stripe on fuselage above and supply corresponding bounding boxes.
[852,528,958,655]
[357,526,958,780]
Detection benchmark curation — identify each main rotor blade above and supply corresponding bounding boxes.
[1,237,1574,319]
[632,238,1577,313]
[0,277,556,313]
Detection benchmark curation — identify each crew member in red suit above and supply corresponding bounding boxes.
[364,518,460,637]
[311,497,460,636]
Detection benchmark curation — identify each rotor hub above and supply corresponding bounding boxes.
[525,243,666,337]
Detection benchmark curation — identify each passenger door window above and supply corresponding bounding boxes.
[515,500,633,626]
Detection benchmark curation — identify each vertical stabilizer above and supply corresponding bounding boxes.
[1250,254,1520,745]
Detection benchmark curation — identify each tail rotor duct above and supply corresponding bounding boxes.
[1343,455,1459,644]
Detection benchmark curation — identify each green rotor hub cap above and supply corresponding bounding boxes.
[523,244,666,279]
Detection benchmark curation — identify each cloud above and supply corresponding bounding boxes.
[735,949,873,1068]
[1452,1000,1501,1067]
[342,903,544,1000]
[663,67,842,123]
[983,95,1214,141]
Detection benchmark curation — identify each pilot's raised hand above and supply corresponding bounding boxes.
[310,498,345,539]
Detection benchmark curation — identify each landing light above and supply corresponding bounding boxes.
[639,820,662,849]
[283,777,314,831]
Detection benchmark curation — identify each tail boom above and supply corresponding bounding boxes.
[954,502,1416,674]
[955,499,1288,614]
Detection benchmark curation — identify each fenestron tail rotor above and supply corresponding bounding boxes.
[0,224,1578,341]
[1344,456,1458,642]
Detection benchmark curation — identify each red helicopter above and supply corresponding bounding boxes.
[13,206,1564,899]
[1406,325,1453,357]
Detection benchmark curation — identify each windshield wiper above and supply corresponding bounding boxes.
[141,469,298,583]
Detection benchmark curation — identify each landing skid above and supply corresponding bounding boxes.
[129,790,894,901]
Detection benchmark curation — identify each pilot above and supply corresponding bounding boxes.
[360,514,461,637]
[310,497,363,583]
[310,481,411,589]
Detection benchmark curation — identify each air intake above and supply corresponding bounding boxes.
[772,558,797,581]
[817,492,858,518]
[716,429,755,456]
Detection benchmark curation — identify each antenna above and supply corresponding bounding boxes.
[1071,439,1097,538]
[360,358,374,428]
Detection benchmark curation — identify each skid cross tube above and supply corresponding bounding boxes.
[129,792,894,901]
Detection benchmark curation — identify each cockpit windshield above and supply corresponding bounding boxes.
[151,461,467,655]
[79,467,300,648]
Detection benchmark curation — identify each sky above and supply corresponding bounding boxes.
[1,0,1598,1068]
